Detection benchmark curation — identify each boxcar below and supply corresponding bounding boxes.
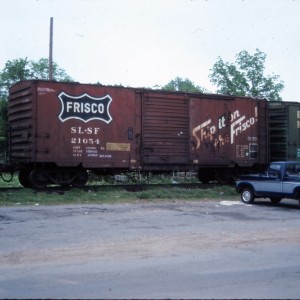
[269,101,300,161]
[8,80,268,187]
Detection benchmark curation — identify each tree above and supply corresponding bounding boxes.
[161,77,206,93]
[31,58,73,81]
[0,58,73,156]
[0,58,73,98]
[0,58,31,98]
[209,49,284,101]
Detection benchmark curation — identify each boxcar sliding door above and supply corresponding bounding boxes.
[141,92,190,167]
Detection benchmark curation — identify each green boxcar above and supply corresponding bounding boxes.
[269,101,300,161]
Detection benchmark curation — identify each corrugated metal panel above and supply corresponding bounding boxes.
[269,101,300,161]
[8,82,35,161]
[269,102,288,161]
[288,104,300,160]
[142,93,190,165]
[257,100,269,162]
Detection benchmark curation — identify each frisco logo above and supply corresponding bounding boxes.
[58,92,112,123]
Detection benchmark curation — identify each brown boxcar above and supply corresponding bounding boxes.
[8,80,268,187]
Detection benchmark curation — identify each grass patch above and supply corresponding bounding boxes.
[0,185,239,206]
[136,185,237,201]
[0,171,239,206]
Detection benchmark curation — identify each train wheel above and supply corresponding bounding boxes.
[215,169,233,184]
[19,168,32,188]
[29,170,48,189]
[72,170,88,187]
[198,169,214,183]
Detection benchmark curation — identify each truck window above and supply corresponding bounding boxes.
[286,164,300,176]
[267,163,281,176]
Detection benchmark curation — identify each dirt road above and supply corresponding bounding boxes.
[1,199,300,298]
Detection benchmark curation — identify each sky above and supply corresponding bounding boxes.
[1,0,300,101]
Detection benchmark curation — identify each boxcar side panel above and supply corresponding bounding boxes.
[190,95,268,168]
[11,81,141,170]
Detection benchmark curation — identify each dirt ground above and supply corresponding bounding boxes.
[1,199,300,298]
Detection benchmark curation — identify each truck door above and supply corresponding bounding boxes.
[257,163,283,193]
[282,163,300,194]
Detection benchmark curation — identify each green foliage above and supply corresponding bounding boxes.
[161,77,206,93]
[0,57,73,98]
[89,171,198,185]
[0,57,73,151]
[209,49,284,101]
[31,58,73,82]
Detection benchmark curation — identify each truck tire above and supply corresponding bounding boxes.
[270,197,282,204]
[240,187,254,204]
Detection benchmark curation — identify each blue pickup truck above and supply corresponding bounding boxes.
[236,161,300,204]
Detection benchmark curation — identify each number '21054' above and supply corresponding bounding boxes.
[71,138,101,145]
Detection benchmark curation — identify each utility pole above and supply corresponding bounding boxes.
[49,17,53,80]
